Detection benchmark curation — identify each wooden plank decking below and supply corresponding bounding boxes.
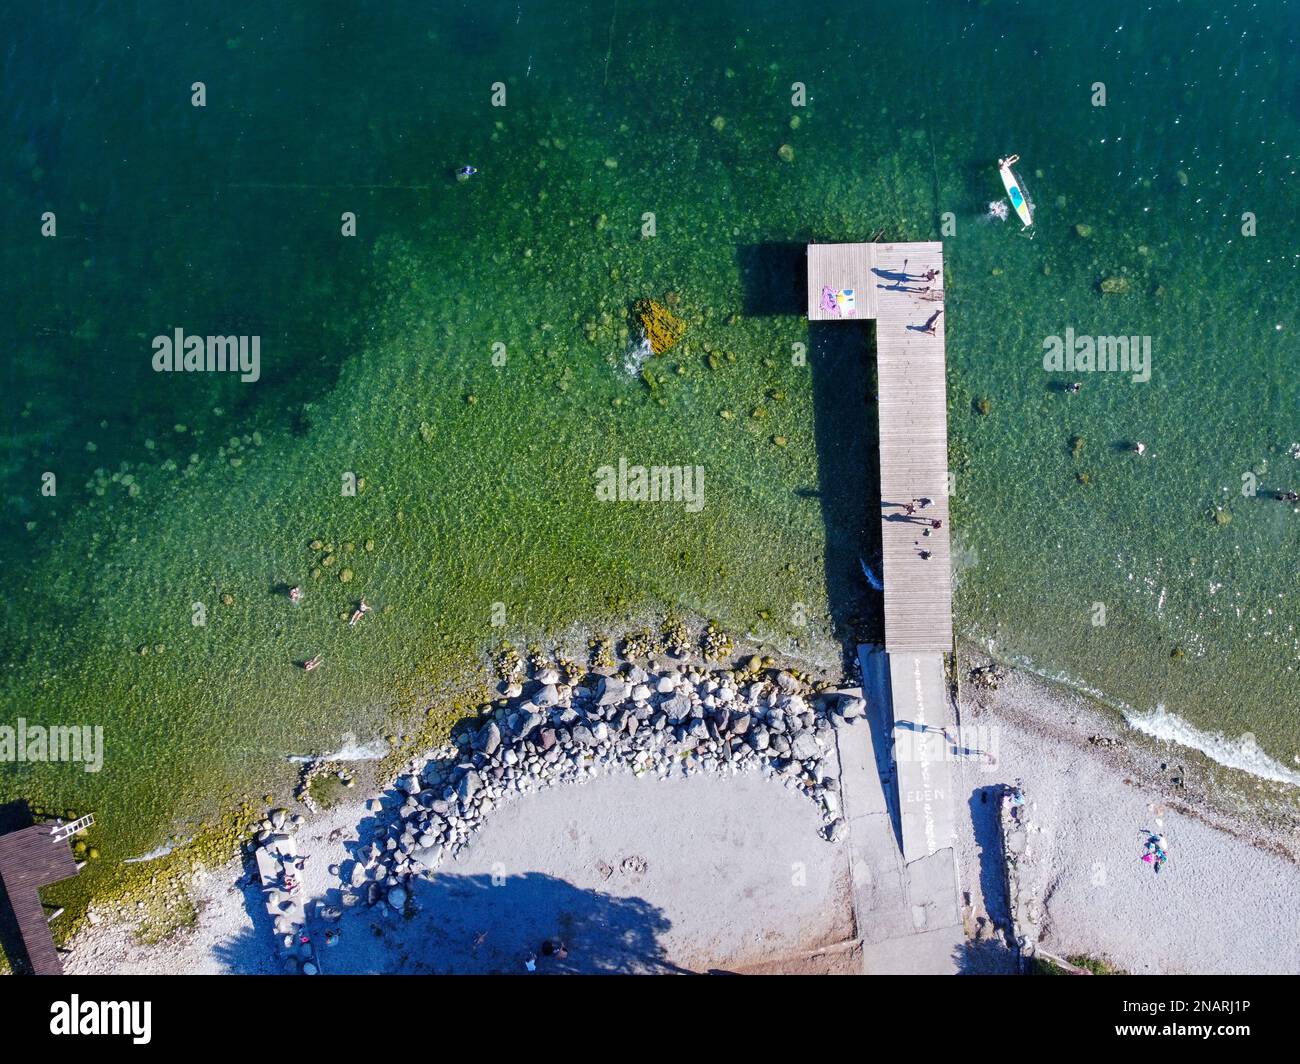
[0,823,80,974]
[806,242,879,321]
[807,241,952,654]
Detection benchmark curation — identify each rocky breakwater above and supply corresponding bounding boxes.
[347,662,868,911]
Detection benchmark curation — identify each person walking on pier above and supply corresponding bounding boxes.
[920,309,942,335]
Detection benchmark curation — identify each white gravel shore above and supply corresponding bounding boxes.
[67,771,855,975]
[955,662,1300,975]
[66,661,1300,975]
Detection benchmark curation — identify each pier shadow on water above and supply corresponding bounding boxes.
[736,243,809,317]
[807,319,884,659]
[737,241,883,664]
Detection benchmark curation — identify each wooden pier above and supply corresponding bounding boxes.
[807,240,952,654]
[0,821,82,974]
[811,242,960,948]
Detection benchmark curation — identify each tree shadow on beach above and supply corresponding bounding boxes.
[952,935,1018,975]
[402,870,678,974]
[209,856,292,974]
[214,868,679,975]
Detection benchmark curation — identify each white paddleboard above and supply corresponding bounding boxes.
[998,155,1033,228]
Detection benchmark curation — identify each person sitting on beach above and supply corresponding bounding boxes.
[541,938,568,960]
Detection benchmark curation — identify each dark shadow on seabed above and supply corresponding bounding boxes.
[807,319,884,660]
[736,241,882,658]
[736,243,808,317]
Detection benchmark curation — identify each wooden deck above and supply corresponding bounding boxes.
[0,823,80,974]
[808,241,952,654]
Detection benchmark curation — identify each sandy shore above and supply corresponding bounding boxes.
[955,659,1300,975]
[67,770,857,975]
[66,657,1300,975]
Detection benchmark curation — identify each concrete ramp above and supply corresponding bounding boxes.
[835,647,964,974]
[888,651,957,864]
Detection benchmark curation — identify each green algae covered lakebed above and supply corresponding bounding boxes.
[2,0,1299,920]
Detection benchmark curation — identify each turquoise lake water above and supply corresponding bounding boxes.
[2,0,1298,860]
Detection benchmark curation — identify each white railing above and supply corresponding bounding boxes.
[50,813,95,842]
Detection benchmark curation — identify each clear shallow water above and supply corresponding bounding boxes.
[1,0,1298,862]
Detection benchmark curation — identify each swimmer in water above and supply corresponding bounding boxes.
[456,165,479,181]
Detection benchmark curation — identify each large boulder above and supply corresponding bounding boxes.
[661,693,692,722]
[596,676,630,706]
[411,845,444,871]
[513,710,543,740]
[476,721,502,757]
[457,769,482,803]
[836,696,866,721]
[790,731,820,760]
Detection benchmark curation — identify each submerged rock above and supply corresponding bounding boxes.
[633,299,687,355]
